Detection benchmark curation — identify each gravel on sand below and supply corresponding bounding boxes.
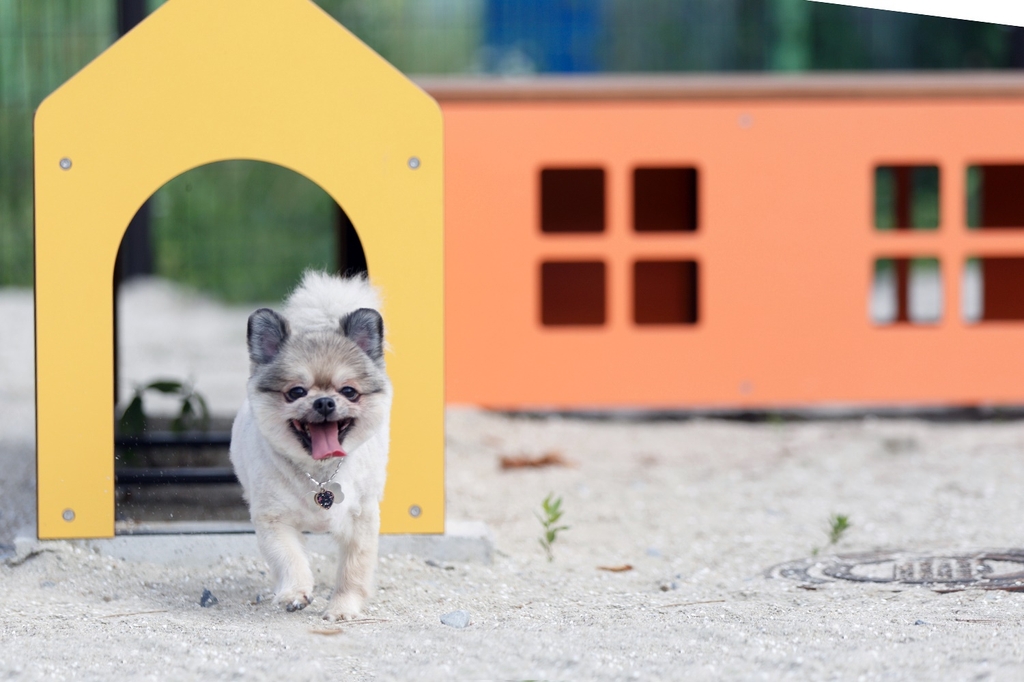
[3,282,1024,680]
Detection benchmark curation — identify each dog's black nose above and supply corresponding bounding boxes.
[313,397,336,415]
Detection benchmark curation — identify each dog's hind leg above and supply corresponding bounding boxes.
[255,520,315,612]
[323,510,380,621]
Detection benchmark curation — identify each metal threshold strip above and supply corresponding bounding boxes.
[114,520,254,535]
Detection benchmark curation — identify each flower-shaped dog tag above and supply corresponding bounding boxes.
[309,482,344,510]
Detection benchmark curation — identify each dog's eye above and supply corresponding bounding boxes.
[340,386,359,402]
[285,387,307,402]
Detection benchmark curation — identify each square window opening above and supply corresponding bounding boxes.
[540,168,605,233]
[962,257,1024,322]
[541,261,606,326]
[633,167,698,232]
[874,166,939,230]
[870,257,942,325]
[966,165,1024,229]
[634,260,699,325]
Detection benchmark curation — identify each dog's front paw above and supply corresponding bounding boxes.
[322,592,363,622]
[275,589,313,612]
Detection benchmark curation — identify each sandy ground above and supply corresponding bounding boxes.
[4,282,1024,679]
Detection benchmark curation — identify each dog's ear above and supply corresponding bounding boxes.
[341,308,384,364]
[248,308,289,365]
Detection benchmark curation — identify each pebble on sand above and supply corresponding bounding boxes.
[200,588,219,608]
[440,610,470,628]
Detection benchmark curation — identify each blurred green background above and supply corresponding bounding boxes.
[2,0,1023,301]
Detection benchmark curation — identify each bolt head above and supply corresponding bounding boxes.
[408,157,421,170]
[408,505,422,518]
[59,158,72,170]
[62,509,75,522]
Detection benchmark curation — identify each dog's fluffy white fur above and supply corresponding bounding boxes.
[230,272,391,621]
[283,270,382,332]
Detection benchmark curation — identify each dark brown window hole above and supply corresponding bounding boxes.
[874,165,939,230]
[967,166,1024,229]
[967,258,1024,321]
[870,258,942,325]
[540,168,605,233]
[634,260,699,325]
[634,167,698,232]
[541,261,606,326]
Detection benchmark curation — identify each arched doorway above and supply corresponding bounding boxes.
[112,160,369,527]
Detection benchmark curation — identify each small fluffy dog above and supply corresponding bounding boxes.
[230,271,391,621]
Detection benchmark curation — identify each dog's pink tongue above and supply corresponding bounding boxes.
[309,422,345,460]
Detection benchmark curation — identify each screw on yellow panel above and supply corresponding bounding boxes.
[34,0,444,539]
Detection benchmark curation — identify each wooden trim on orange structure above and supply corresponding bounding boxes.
[418,72,1024,102]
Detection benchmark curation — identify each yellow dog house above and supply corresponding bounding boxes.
[34,0,444,538]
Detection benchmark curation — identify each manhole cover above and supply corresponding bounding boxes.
[767,550,1024,590]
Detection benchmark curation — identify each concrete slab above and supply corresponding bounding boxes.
[12,519,494,567]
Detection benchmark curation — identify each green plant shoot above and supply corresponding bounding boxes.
[537,493,569,562]
[827,513,851,546]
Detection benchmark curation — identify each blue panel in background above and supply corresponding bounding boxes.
[484,0,602,73]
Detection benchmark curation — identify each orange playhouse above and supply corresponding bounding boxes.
[432,75,1024,410]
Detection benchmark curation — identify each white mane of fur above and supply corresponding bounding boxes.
[283,270,382,331]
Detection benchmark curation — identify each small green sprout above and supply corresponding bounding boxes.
[827,513,851,546]
[537,493,569,562]
[813,513,851,556]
